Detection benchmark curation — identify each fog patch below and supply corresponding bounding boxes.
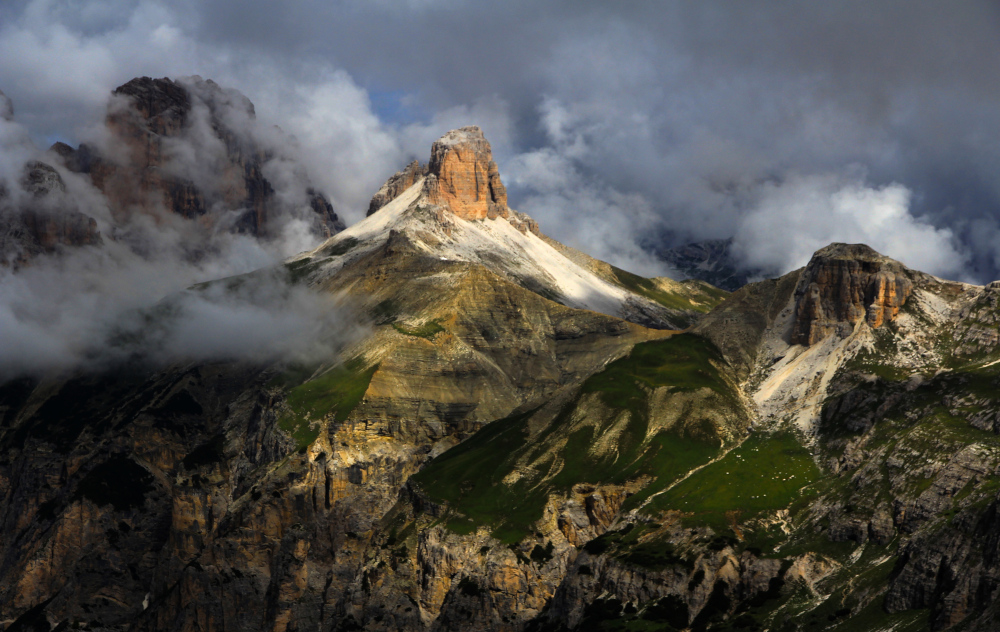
[0,238,364,380]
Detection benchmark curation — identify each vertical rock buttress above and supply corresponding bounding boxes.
[791,243,913,346]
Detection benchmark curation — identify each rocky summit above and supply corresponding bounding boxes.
[4,124,1000,632]
[423,126,509,222]
[56,76,344,238]
[1,76,347,268]
[790,243,913,346]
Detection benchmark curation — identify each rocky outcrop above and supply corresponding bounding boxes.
[367,128,542,237]
[57,76,343,239]
[0,162,101,267]
[791,243,913,346]
[424,126,508,221]
[367,161,427,216]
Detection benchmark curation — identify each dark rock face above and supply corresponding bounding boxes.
[0,162,101,267]
[885,501,1000,630]
[367,160,427,216]
[60,76,343,239]
[308,189,343,238]
[791,243,913,346]
[17,206,101,254]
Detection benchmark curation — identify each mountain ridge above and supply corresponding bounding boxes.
[4,116,1000,632]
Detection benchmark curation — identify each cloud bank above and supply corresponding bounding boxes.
[1,1,1000,368]
[732,172,967,279]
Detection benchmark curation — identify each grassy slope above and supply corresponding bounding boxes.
[645,432,820,531]
[561,280,1000,630]
[275,358,378,450]
[412,334,747,544]
[408,274,1000,629]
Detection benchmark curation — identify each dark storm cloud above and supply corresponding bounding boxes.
[1,1,1000,280]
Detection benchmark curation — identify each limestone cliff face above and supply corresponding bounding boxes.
[790,243,913,346]
[368,127,540,237]
[424,126,507,222]
[58,76,343,238]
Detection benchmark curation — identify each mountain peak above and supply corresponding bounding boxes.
[791,242,913,346]
[307,125,716,329]
[424,125,508,221]
[811,242,893,263]
[50,75,345,239]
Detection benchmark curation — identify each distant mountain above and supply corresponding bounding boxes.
[56,76,343,238]
[654,237,764,291]
[1,76,343,268]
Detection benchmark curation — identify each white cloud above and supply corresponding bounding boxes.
[506,145,668,277]
[732,172,968,278]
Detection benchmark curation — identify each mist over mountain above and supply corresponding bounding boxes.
[2,1,999,281]
[0,77,358,377]
[6,5,1000,632]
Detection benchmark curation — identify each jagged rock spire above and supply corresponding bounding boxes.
[365,126,541,235]
[423,126,508,221]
